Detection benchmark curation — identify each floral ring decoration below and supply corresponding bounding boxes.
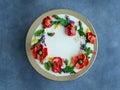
[30,14,97,75]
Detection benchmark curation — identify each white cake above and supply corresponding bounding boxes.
[30,14,96,76]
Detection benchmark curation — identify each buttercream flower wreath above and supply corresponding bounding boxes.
[31,15,96,74]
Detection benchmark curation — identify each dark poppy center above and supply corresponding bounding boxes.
[78,60,83,64]
[39,50,43,55]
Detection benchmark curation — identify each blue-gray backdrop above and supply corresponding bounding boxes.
[0,0,120,90]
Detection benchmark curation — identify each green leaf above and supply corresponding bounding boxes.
[48,61,52,67]
[85,47,92,57]
[44,61,52,71]
[79,23,83,31]
[78,29,86,36]
[34,29,44,36]
[56,18,68,26]
[70,70,76,74]
[53,15,70,27]
[65,16,70,25]
[85,39,89,43]
[31,38,42,48]
[53,15,61,19]
[44,63,49,70]
[47,32,55,37]
[59,20,68,27]
[37,38,43,44]
[78,22,85,36]
[82,44,86,49]
[51,21,60,24]
[62,66,76,74]
[64,59,68,65]
[75,25,77,31]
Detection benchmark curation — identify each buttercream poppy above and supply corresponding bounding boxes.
[42,16,52,28]
[31,44,48,63]
[72,53,89,69]
[65,23,76,36]
[52,57,63,73]
[86,32,96,44]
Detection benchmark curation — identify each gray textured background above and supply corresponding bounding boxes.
[0,0,120,90]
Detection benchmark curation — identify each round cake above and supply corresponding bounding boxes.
[31,14,96,75]
[26,9,98,81]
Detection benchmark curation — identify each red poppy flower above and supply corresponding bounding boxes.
[42,16,52,28]
[86,32,96,44]
[52,57,63,73]
[31,48,37,58]
[65,23,76,36]
[72,53,89,69]
[31,44,48,63]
